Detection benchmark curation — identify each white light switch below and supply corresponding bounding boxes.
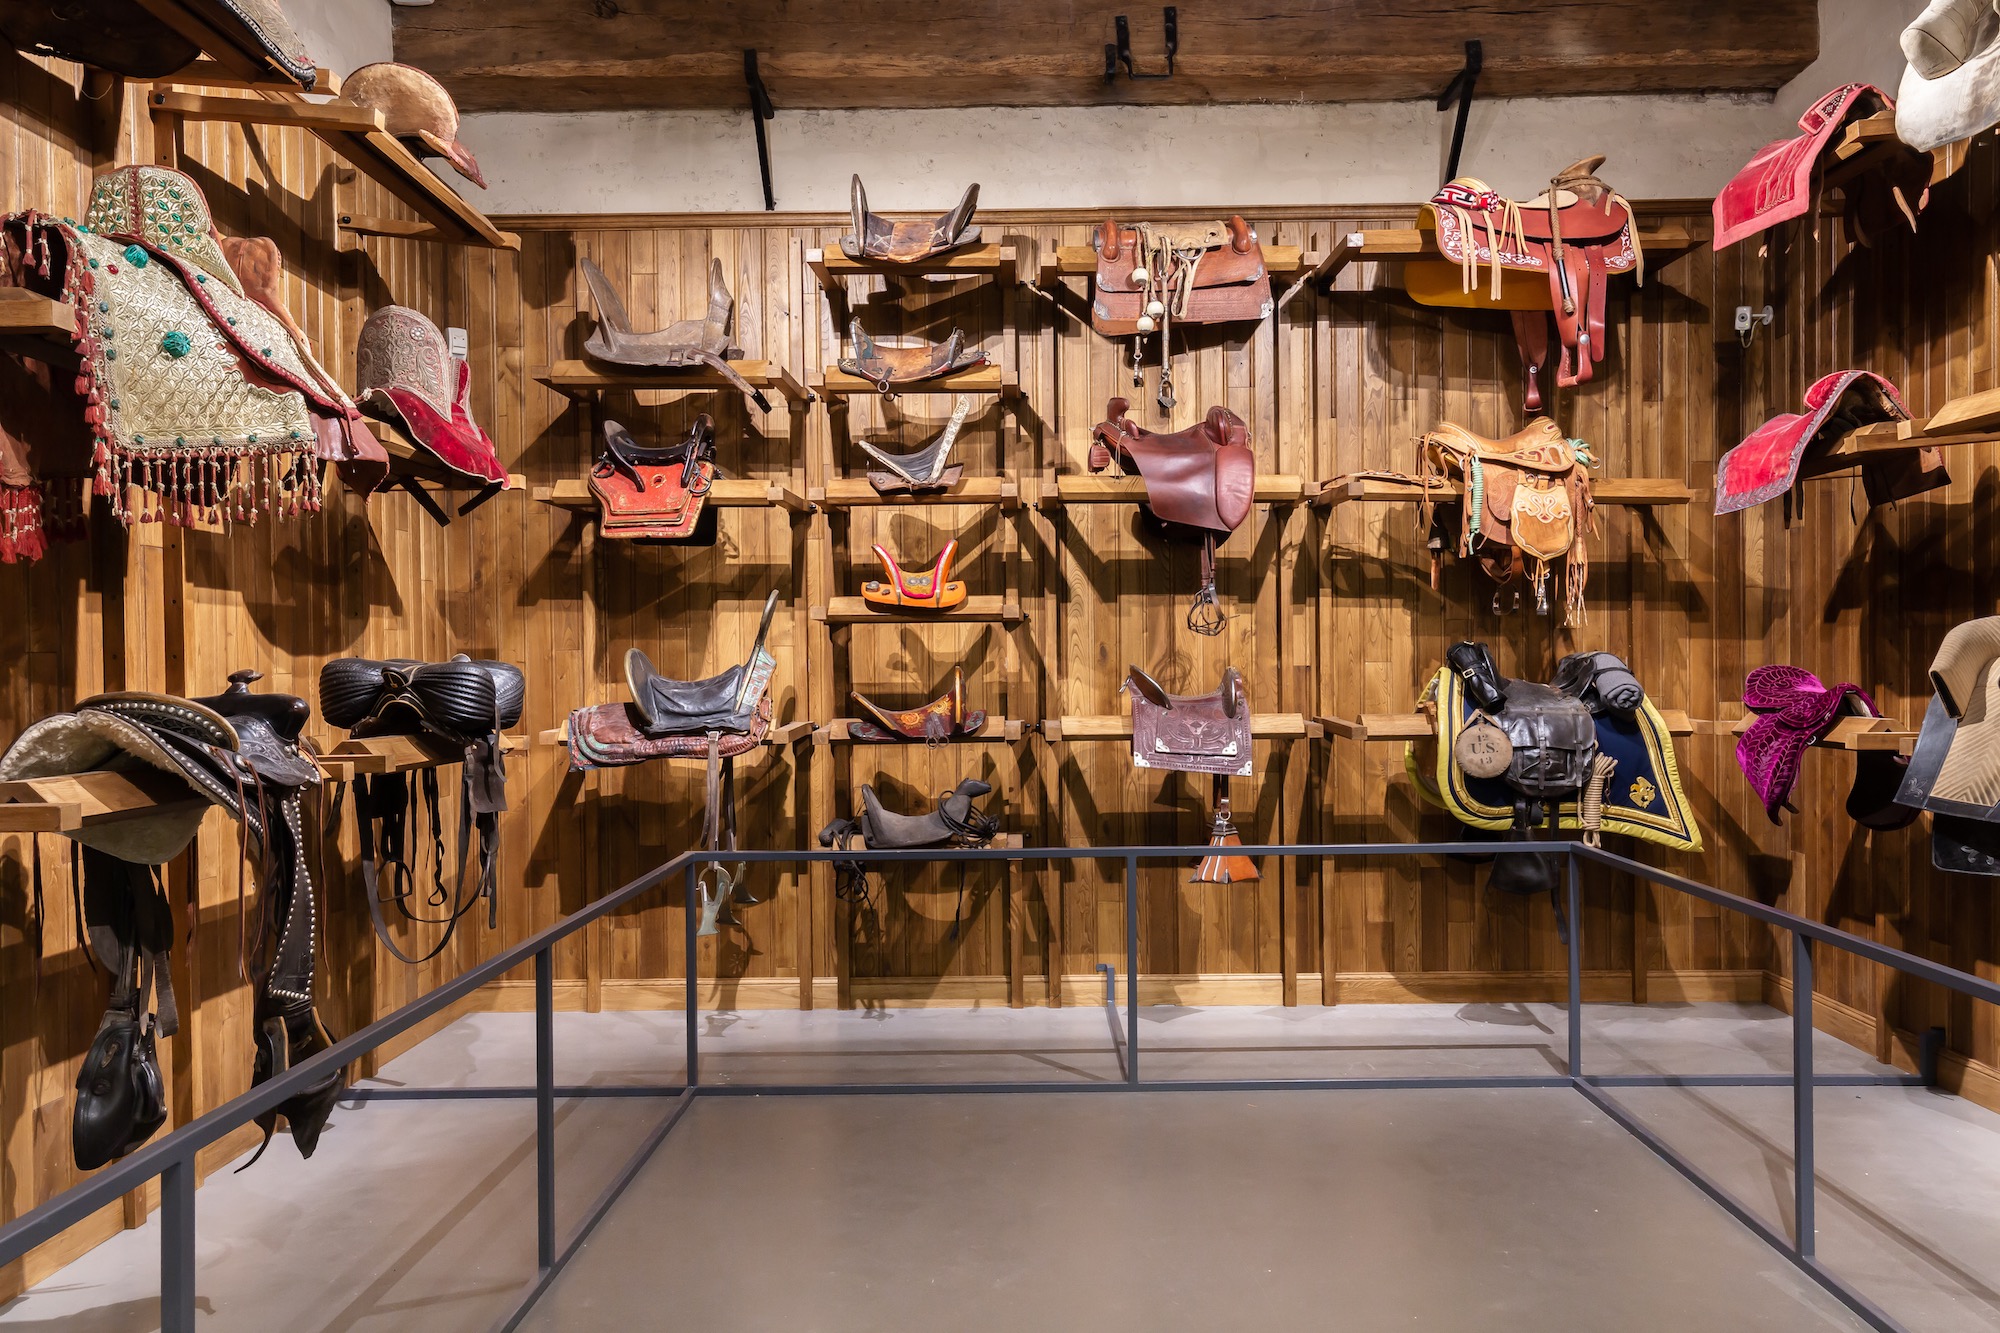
[446,326,468,359]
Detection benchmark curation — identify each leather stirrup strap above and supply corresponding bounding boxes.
[1511,311,1549,413]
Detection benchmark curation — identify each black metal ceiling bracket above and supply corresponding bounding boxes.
[1105,8,1178,82]
[1436,39,1483,186]
[744,48,776,211]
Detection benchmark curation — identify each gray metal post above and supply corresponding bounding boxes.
[685,864,700,1087]
[1793,930,1816,1258]
[1567,852,1583,1077]
[534,946,555,1271]
[1125,855,1140,1085]
[159,1154,195,1333]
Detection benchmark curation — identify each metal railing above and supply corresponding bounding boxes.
[2,839,1992,1333]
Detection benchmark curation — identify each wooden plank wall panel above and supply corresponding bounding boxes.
[1748,155,2000,1098]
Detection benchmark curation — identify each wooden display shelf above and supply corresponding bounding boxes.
[1043,474,1306,509]
[532,477,808,514]
[1694,714,1918,754]
[815,365,1016,398]
[315,733,527,781]
[1809,387,2000,476]
[1045,713,1316,743]
[1307,224,1699,289]
[153,59,339,94]
[808,244,1017,291]
[812,477,1022,510]
[814,595,1023,624]
[1039,244,1313,285]
[1324,709,1695,741]
[534,359,812,405]
[148,91,516,249]
[535,720,814,748]
[819,717,1026,743]
[0,289,79,364]
[0,769,211,833]
[1316,475,1696,507]
[367,417,522,521]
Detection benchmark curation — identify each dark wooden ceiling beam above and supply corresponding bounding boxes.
[393,0,1819,113]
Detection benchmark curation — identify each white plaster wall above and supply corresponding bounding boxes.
[1775,0,1916,123]
[463,94,1779,215]
[285,0,394,81]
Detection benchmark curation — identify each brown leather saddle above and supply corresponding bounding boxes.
[850,666,986,744]
[581,257,771,411]
[567,592,781,934]
[840,175,982,264]
[1124,666,1258,884]
[1410,418,1598,624]
[816,778,1000,926]
[862,539,967,610]
[1090,396,1256,635]
[1415,158,1641,413]
[857,395,971,493]
[838,319,986,393]
[1092,216,1270,410]
[588,417,720,544]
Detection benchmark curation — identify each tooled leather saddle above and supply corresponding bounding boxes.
[1092,216,1270,410]
[1124,666,1258,884]
[1090,396,1255,635]
[850,666,986,744]
[589,417,721,544]
[1411,418,1597,624]
[1415,158,1641,413]
[841,175,982,264]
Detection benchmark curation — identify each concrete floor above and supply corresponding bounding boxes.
[0,1002,1991,1331]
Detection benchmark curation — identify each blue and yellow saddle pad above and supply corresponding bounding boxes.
[1407,665,1702,852]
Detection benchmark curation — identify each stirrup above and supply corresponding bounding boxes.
[696,861,746,936]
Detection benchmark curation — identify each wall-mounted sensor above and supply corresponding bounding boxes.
[1734,305,1774,346]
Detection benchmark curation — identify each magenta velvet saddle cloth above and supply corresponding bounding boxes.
[1713,84,1892,252]
[1737,665,1882,823]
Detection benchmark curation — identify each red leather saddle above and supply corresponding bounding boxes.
[588,417,720,543]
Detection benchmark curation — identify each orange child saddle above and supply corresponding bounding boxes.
[861,538,967,610]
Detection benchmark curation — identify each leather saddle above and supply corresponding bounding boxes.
[190,670,344,1167]
[319,655,523,963]
[839,319,986,393]
[1091,396,1255,635]
[1714,371,1947,518]
[581,257,772,411]
[1415,158,1640,412]
[567,592,781,934]
[817,778,1001,924]
[1899,617,2000,874]
[589,417,722,544]
[863,539,967,611]
[851,666,986,744]
[1412,417,1597,624]
[1739,664,1917,830]
[1125,665,1258,885]
[857,395,971,493]
[1093,216,1269,410]
[841,175,982,263]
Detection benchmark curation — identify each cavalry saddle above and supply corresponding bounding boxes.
[581,257,772,412]
[1415,158,1641,413]
[851,666,986,744]
[841,175,982,264]
[1090,397,1255,635]
[1093,216,1270,410]
[1125,666,1258,884]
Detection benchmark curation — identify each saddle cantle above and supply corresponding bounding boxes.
[1738,664,1916,830]
[1092,215,1270,410]
[841,175,982,264]
[1714,371,1946,517]
[1090,396,1255,635]
[1899,617,2000,873]
[1125,666,1253,778]
[581,257,772,411]
[838,319,987,394]
[1414,417,1598,624]
[857,395,971,494]
[355,304,511,499]
[851,666,986,744]
[862,539,967,610]
[1414,158,1641,413]
[589,417,722,544]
